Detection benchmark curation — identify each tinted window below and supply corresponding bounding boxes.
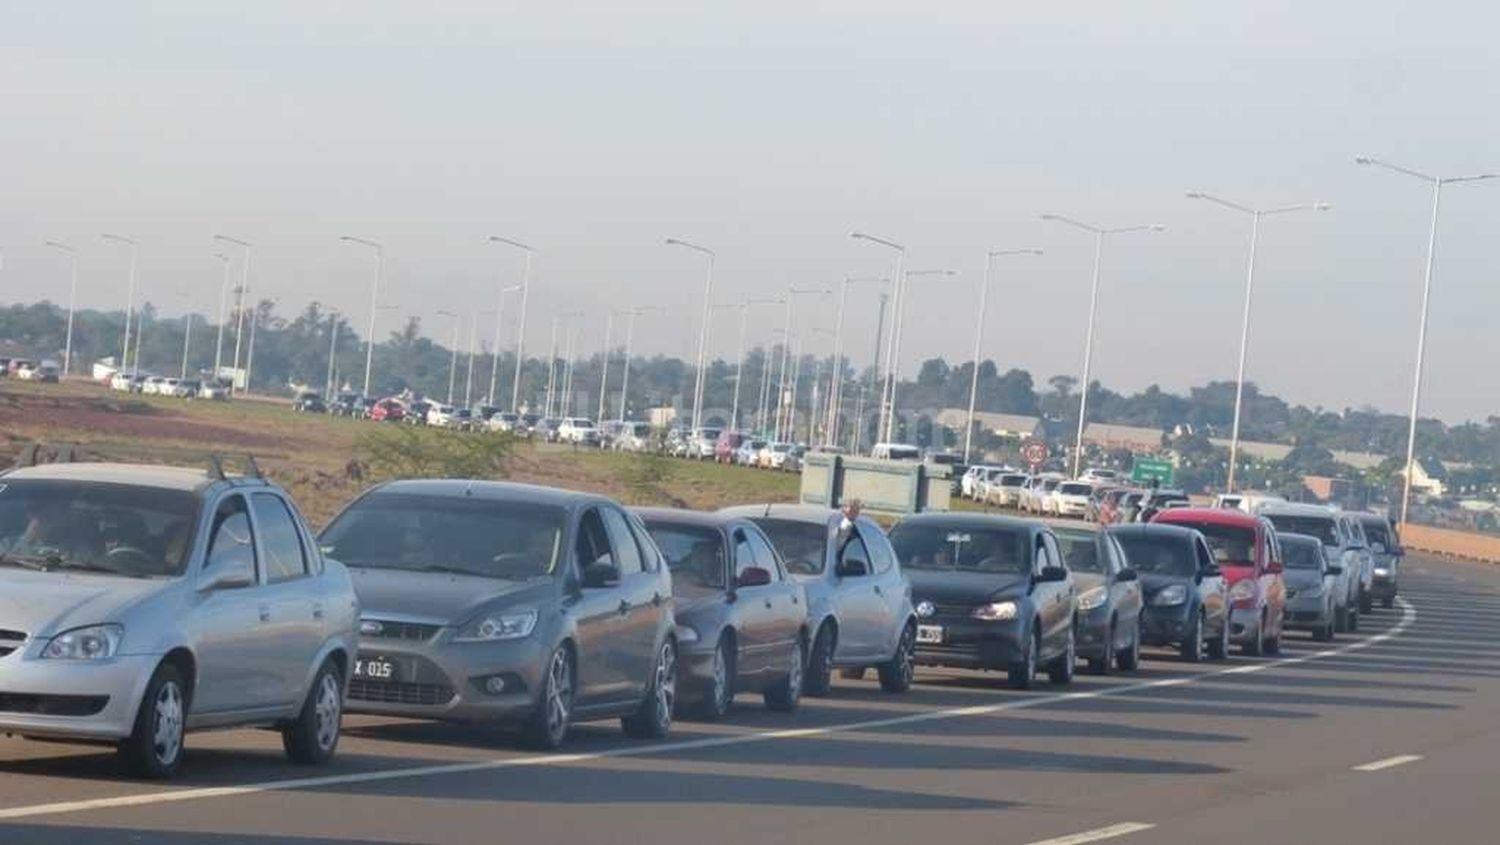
[645,523,724,598]
[318,493,565,581]
[1054,530,1105,573]
[576,510,613,570]
[251,493,307,583]
[746,530,783,579]
[1283,540,1322,570]
[1041,535,1063,572]
[206,496,257,578]
[0,479,199,578]
[626,512,662,572]
[1361,519,1392,548]
[1059,483,1093,496]
[1263,514,1339,546]
[1112,533,1196,577]
[1163,520,1256,565]
[600,508,644,576]
[889,523,1029,574]
[841,535,872,574]
[865,527,897,575]
[752,518,827,576]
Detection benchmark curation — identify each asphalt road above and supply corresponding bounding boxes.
[2,552,1497,845]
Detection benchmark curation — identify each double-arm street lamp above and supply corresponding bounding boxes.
[964,249,1043,463]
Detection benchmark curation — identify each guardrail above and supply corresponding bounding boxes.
[1401,523,1500,564]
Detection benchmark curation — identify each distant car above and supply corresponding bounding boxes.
[536,417,564,442]
[1137,489,1190,522]
[318,480,679,749]
[719,504,916,696]
[329,392,366,417]
[1260,505,1362,633]
[1050,481,1096,519]
[174,379,201,398]
[1024,476,1064,515]
[984,472,1029,509]
[870,443,921,461]
[1152,507,1287,656]
[369,398,406,423]
[1279,533,1341,641]
[635,509,808,718]
[16,360,60,383]
[1053,525,1143,674]
[1339,513,1379,614]
[714,431,747,464]
[685,427,721,460]
[1079,468,1120,484]
[735,438,767,466]
[613,421,655,453]
[110,371,136,392]
[760,441,796,471]
[960,465,995,499]
[198,380,231,401]
[405,401,433,425]
[558,417,600,445]
[293,392,327,414]
[142,376,168,395]
[1109,524,1230,662]
[425,403,457,427]
[0,461,359,778]
[487,411,521,433]
[450,408,475,431]
[890,513,1077,689]
[1357,514,1401,608]
[9,358,36,378]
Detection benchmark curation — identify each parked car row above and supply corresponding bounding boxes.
[0,458,1402,783]
[0,358,61,382]
[106,371,231,400]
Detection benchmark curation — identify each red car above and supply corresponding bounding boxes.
[369,398,407,423]
[1152,507,1286,656]
[714,430,746,464]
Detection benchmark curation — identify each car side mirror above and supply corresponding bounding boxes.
[1116,568,1139,583]
[1325,564,1343,576]
[1037,565,1068,583]
[1266,560,1284,575]
[736,567,772,588]
[582,558,620,589]
[1198,564,1221,580]
[836,557,869,578]
[198,556,255,592]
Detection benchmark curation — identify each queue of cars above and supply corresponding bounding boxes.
[0,456,1403,782]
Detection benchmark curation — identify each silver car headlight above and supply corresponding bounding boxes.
[1373,567,1390,577]
[40,624,123,660]
[454,609,538,642]
[1151,584,1188,606]
[972,601,1018,621]
[1076,586,1108,611]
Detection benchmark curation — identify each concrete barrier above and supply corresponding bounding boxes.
[1402,523,1500,564]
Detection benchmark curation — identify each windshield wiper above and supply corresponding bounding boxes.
[0,552,53,572]
[55,560,149,578]
[416,564,489,578]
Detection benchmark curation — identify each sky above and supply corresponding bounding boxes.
[1,1,1496,423]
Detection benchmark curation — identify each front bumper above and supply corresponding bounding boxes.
[913,616,1026,670]
[1372,573,1398,599]
[0,653,160,741]
[1073,606,1113,660]
[1140,604,1192,646]
[345,635,547,723]
[1228,607,1263,644]
[1054,500,1089,518]
[1284,594,1332,628]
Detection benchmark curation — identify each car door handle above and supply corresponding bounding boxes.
[258,604,271,623]
[764,599,774,609]
[873,585,883,596]
[617,600,631,616]
[313,603,325,620]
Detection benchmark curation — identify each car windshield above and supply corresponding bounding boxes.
[1039,479,1061,492]
[1164,521,1255,566]
[1264,514,1339,546]
[319,493,564,581]
[751,517,826,576]
[1059,482,1092,496]
[1112,534,1196,577]
[1283,541,1322,570]
[889,523,1029,574]
[643,522,724,599]
[0,479,200,578]
[1054,530,1105,573]
[1360,519,1392,548]
[1000,474,1026,487]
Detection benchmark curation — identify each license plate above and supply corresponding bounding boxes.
[354,656,398,681]
[916,625,944,644]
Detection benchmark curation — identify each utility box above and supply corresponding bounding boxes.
[800,454,951,516]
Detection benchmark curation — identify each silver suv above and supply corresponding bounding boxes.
[0,461,359,778]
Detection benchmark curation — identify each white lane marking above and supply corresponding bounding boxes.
[1022,823,1156,845]
[0,598,1417,822]
[1353,754,1423,772]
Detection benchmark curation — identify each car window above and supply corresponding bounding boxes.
[0,478,199,578]
[1054,530,1103,573]
[1041,534,1063,573]
[862,521,898,575]
[1263,514,1339,546]
[890,523,1028,574]
[625,512,662,572]
[1109,535,1131,575]
[600,508,644,576]
[841,535,872,575]
[733,530,759,582]
[1283,541,1322,570]
[250,493,308,583]
[206,495,258,579]
[1112,533,1196,577]
[1196,540,1215,572]
[752,518,827,576]
[576,509,614,571]
[644,522,724,598]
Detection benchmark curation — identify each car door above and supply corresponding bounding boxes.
[861,518,910,660]
[830,530,885,662]
[567,507,633,706]
[1194,538,1227,630]
[600,505,663,701]
[1105,534,1143,636]
[247,492,325,708]
[1036,533,1072,657]
[188,493,281,715]
[747,527,805,669]
[729,528,776,677]
[1260,523,1287,635]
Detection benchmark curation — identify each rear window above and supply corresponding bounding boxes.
[1264,514,1338,546]
[1112,533,1196,577]
[1059,483,1093,496]
[1000,474,1027,487]
[751,518,826,576]
[889,523,1029,574]
[642,522,724,599]
[1163,520,1256,565]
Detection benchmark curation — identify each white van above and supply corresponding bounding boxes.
[870,442,921,461]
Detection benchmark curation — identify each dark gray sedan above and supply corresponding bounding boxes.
[319,480,679,750]
[1053,525,1143,674]
[635,509,809,719]
[1109,524,1229,662]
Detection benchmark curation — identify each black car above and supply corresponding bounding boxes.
[1053,525,1144,674]
[889,513,1075,690]
[330,392,366,417]
[1137,489,1190,522]
[1108,524,1229,662]
[635,509,809,719]
[293,391,327,413]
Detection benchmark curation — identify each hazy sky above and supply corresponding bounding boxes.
[2,1,1496,422]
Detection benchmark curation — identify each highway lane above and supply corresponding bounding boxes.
[1,552,1496,845]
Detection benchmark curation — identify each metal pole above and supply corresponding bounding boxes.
[1400,180,1443,528]
[439,310,459,404]
[232,246,253,385]
[1072,231,1105,478]
[775,299,793,441]
[325,311,340,399]
[694,255,714,432]
[133,301,145,376]
[732,304,749,430]
[102,235,138,372]
[512,249,533,412]
[363,250,380,396]
[1225,212,1261,494]
[562,317,579,416]
[825,281,850,447]
[964,257,993,464]
[246,297,271,392]
[619,310,637,421]
[544,316,559,417]
[180,310,192,381]
[880,256,905,443]
[213,253,230,376]
[598,311,616,422]
[464,311,479,408]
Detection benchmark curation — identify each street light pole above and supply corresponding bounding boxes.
[489,237,535,412]
[340,236,383,398]
[101,234,138,372]
[1187,192,1331,492]
[886,269,956,444]
[44,241,79,376]
[325,310,340,400]
[826,276,887,448]
[464,308,494,409]
[665,238,716,433]
[773,287,830,442]
[737,298,781,434]
[850,232,906,444]
[598,309,620,422]
[211,253,231,378]
[965,250,1043,463]
[437,309,460,404]
[561,313,582,416]
[1041,214,1165,477]
[1356,156,1498,527]
[213,235,253,389]
[179,294,193,381]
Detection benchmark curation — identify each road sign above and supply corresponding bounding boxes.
[1131,457,1175,486]
[1021,438,1049,468]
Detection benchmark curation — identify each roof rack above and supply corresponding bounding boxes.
[205,453,266,483]
[6,442,83,473]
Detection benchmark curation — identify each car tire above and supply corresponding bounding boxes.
[1207,611,1230,661]
[1382,595,1395,609]
[694,637,735,721]
[1349,608,1360,633]
[283,660,343,765]
[1242,614,1265,657]
[1047,628,1075,685]
[1116,619,1141,671]
[1335,605,1350,633]
[120,662,188,779]
[803,624,835,698]
[1360,592,1374,614]
[1087,621,1114,675]
[1180,611,1205,663]
[763,636,805,712]
[623,638,677,739]
[1008,632,1038,690]
[523,646,575,750]
[877,623,916,693]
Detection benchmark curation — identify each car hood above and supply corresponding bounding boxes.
[0,570,165,636]
[350,567,552,625]
[1071,571,1106,592]
[906,569,1030,603]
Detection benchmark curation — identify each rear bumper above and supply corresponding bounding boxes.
[1284,595,1333,628]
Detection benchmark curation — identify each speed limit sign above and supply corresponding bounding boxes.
[1021,438,1049,469]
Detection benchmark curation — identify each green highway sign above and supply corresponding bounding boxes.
[1131,457,1175,486]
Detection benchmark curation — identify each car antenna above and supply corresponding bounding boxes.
[207,455,227,481]
[245,454,264,479]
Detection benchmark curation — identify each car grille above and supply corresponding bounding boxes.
[0,693,109,717]
[0,630,26,658]
[930,603,976,618]
[348,680,455,707]
[361,620,442,642]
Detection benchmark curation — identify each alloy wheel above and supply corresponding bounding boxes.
[314,672,342,752]
[545,649,573,742]
[152,681,185,767]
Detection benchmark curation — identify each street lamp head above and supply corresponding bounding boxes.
[1148,224,1167,232]
[1354,156,1375,165]
[488,235,534,252]
[1314,202,1334,211]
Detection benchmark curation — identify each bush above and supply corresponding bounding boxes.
[356,425,515,481]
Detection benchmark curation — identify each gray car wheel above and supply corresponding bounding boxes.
[524,646,574,749]
[1180,610,1205,663]
[804,624,835,697]
[283,661,343,765]
[624,639,677,739]
[877,623,915,693]
[120,663,187,779]
[764,637,804,712]
[696,638,734,720]
[1116,619,1141,671]
[1008,631,1038,689]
